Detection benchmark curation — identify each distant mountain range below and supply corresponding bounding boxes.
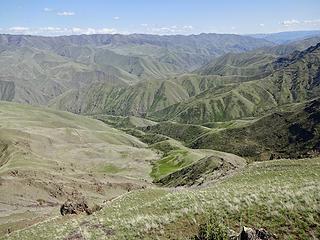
[249,30,320,44]
[0,33,275,105]
[0,31,319,123]
[46,36,320,123]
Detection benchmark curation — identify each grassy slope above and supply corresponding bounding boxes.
[49,73,246,116]
[151,42,320,124]
[189,98,320,161]
[91,114,158,128]
[88,119,246,186]
[196,51,276,79]
[4,157,319,239]
[148,139,245,184]
[49,79,191,115]
[0,101,159,234]
[142,98,320,162]
[142,121,211,145]
[48,39,320,119]
[0,45,138,105]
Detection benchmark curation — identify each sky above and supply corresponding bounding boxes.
[0,0,320,36]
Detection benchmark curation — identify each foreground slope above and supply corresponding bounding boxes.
[4,157,320,239]
[0,101,159,234]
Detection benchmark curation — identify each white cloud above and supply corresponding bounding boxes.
[281,19,320,28]
[113,16,120,20]
[98,28,117,34]
[183,25,193,30]
[282,19,300,27]
[71,27,117,34]
[148,25,195,34]
[39,27,63,33]
[303,19,320,25]
[43,7,53,12]
[9,26,30,32]
[259,23,265,27]
[57,11,75,16]
[3,26,118,36]
[141,23,148,27]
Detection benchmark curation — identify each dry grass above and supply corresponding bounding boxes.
[4,157,320,239]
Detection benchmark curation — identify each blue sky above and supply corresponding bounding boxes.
[0,0,320,35]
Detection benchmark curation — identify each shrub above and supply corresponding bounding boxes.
[193,214,229,240]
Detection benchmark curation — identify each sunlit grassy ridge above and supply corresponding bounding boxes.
[0,101,159,234]
[4,157,319,239]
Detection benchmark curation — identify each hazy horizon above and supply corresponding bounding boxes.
[1,29,320,38]
[1,0,320,36]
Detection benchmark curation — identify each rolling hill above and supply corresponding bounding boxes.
[0,101,159,234]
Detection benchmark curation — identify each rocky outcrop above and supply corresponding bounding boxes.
[60,199,90,216]
[60,199,102,216]
[230,227,276,240]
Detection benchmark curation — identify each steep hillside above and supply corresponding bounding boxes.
[92,114,158,128]
[197,51,276,79]
[49,39,320,119]
[263,36,320,56]
[0,46,133,105]
[197,36,320,78]
[51,67,284,117]
[151,42,320,123]
[54,45,179,80]
[190,98,320,161]
[0,80,14,101]
[49,80,191,115]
